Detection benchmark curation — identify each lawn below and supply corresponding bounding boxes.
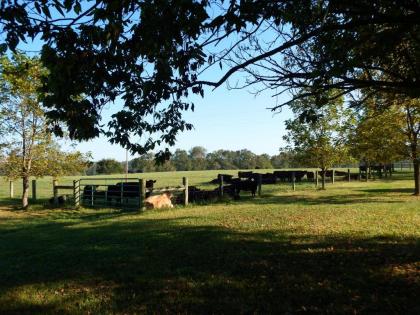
[0,171,419,314]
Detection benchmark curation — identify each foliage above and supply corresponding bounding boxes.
[349,104,406,166]
[189,146,207,170]
[1,1,418,157]
[283,91,353,188]
[171,149,192,171]
[95,158,124,175]
[0,53,89,207]
[128,147,279,172]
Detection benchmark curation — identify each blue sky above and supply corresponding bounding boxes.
[72,86,293,161]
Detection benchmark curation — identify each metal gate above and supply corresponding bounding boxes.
[77,177,146,210]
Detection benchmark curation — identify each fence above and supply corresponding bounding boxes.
[75,177,189,210]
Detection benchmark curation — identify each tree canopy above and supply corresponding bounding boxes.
[1,1,418,157]
[0,53,90,208]
[283,91,353,189]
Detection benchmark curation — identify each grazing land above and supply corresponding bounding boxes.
[0,170,419,314]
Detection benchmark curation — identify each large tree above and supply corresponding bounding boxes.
[0,53,89,208]
[349,103,406,177]
[96,158,124,175]
[0,1,418,158]
[349,93,420,194]
[283,91,352,189]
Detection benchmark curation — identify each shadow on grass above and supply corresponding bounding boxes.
[0,215,419,314]
[357,188,415,194]
[239,192,404,206]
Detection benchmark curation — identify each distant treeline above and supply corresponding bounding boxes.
[86,147,299,175]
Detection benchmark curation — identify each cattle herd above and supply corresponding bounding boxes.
[76,166,392,209]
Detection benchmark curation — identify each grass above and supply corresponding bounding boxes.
[0,167,409,201]
[0,170,419,314]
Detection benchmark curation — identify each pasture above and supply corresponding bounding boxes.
[0,170,419,314]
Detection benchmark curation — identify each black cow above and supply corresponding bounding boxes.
[251,173,277,184]
[231,178,258,197]
[210,174,234,184]
[82,185,97,203]
[238,171,253,179]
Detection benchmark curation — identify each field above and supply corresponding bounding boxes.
[0,170,419,314]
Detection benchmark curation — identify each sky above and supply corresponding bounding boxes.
[6,3,295,162]
[72,86,293,161]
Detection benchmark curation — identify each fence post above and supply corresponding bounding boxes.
[292,171,296,191]
[73,180,80,208]
[32,180,37,201]
[347,169,351,182]
[183,177,189,206]
[139,179,145,210]
[332,169,335,184]
[9,181,14,198]
[315,171,319,188]
[257,174,262,196]
[53,179,58,205]
[219,175,224,197]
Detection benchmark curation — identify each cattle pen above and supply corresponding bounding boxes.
[52,177,189,210]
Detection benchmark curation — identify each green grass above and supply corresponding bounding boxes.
[0,167,396,201]
[0,170,419,314]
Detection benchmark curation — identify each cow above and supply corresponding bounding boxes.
[231,178,258,197]
[144,192,174,209]
[210,174,234,184]
[238,171,253,179]
[82,185,97,203]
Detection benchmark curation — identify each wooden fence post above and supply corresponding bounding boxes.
[315,171,319,188]
[257,174,262,196]
[347,169,351,182]
[9,181,14,198]
[53,179,58,205]
[219,175,224,197]
[292,172,296,191]
[332,169,335,184]
[73,180,80,208]
[183,177,189,206]
[32,180,37,201]
[139,179,145,210]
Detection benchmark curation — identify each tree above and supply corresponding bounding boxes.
[349,103,406,178]
[171,149,192,171]
[351,97,420,194]
[206,150,237,170]
[255,154,273,169]
[402,99,420,195]
[283,91,352,189]
[0,1,418,157]
[270,150,298,169]
[129,153,156,173]
[96,159,124,175]
[0,53,89,208]
[189,146,207,170]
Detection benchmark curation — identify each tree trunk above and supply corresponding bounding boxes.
[414,159,420,196]
[22,176,30,209]
[321,168,326,190]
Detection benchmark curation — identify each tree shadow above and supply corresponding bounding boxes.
[0,215,419,314]
[357,188,415,194]
[239,192,403,206]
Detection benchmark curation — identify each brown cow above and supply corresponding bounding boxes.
[144,192,174,209]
